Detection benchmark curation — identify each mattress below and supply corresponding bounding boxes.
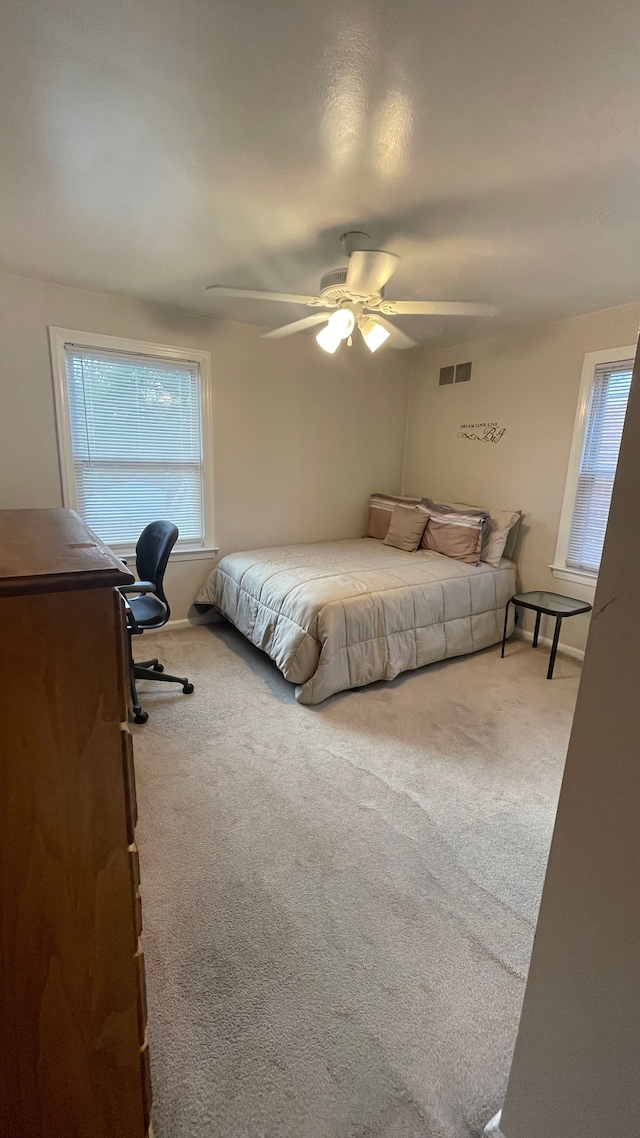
[196,538,516,705]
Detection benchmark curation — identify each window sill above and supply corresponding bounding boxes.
[114,545,219,563]
[171,546,219,562]
[549,564,598,588]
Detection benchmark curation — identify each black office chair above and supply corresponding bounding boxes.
[119,520,194,724]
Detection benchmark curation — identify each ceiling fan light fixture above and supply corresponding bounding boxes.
[316,324,342,354]
[360,317,391,353]
[326,308,356,339]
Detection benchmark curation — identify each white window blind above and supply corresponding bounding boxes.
[64,344,204,547]
[566,358,633,573]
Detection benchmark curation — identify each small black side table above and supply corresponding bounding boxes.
[501,590,592,679]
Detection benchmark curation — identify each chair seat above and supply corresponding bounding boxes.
[129,593,168,628]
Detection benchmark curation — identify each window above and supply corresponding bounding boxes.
[50,329,215,556]
[553,345,636,585]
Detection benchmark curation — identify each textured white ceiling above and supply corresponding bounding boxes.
[1,0,639,347]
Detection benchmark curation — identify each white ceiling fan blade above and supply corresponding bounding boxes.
[262,313,331,339]
[346,251,399,295]
[369,315,417,350]
[381,300,498,317]
[206,285,325,306]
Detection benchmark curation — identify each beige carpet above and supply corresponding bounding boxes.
[132,623,580,1138]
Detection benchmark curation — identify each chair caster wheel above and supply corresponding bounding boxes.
[152,662,164,672]
[182,683,194,694]
[134,711,149,724]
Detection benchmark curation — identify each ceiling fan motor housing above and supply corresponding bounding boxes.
[319,268,382,307]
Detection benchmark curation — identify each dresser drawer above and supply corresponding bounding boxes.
[113,588,131,723]
[129,842,141,891]
[121,728,138,844]
[140,1039,153,1132]
[134,946,149,1047]
[128,842,142,938]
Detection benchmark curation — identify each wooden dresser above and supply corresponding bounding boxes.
[0,509,152,1138]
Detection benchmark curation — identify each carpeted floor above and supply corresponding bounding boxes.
[132,622,580,1138]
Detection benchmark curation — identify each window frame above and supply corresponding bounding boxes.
[551,344,636,587]
[49,327,217,560]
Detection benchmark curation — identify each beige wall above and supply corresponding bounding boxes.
[0,271,411,619]
[403,302,640,653]
[3,265,638,642]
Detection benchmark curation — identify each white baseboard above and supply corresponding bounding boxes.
[516,627,585,662]
[142,615,219,635]
[483,1110,505,1137]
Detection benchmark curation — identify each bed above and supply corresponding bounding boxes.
[195,538,516,705]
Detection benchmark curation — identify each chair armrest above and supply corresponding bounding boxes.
[118,581,157,597]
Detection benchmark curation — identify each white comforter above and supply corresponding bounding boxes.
[196,539,516,704]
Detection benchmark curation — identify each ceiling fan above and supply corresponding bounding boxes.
[206,232,498,354]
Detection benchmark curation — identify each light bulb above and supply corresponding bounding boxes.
[360,317,391,353]
[316,324,342,353]
[326,308,355,340]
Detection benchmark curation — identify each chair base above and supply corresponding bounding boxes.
[130,656,194,724]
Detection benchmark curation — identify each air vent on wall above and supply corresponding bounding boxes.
[439,362,472,385]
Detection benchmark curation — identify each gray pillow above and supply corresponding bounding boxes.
[422,507,487,565]
[424,498,522,567]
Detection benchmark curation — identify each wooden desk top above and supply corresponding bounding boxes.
[0,509,134,596]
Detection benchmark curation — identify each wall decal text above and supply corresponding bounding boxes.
[458,422,507,443]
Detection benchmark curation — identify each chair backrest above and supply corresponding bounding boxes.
[135,521,179,612]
